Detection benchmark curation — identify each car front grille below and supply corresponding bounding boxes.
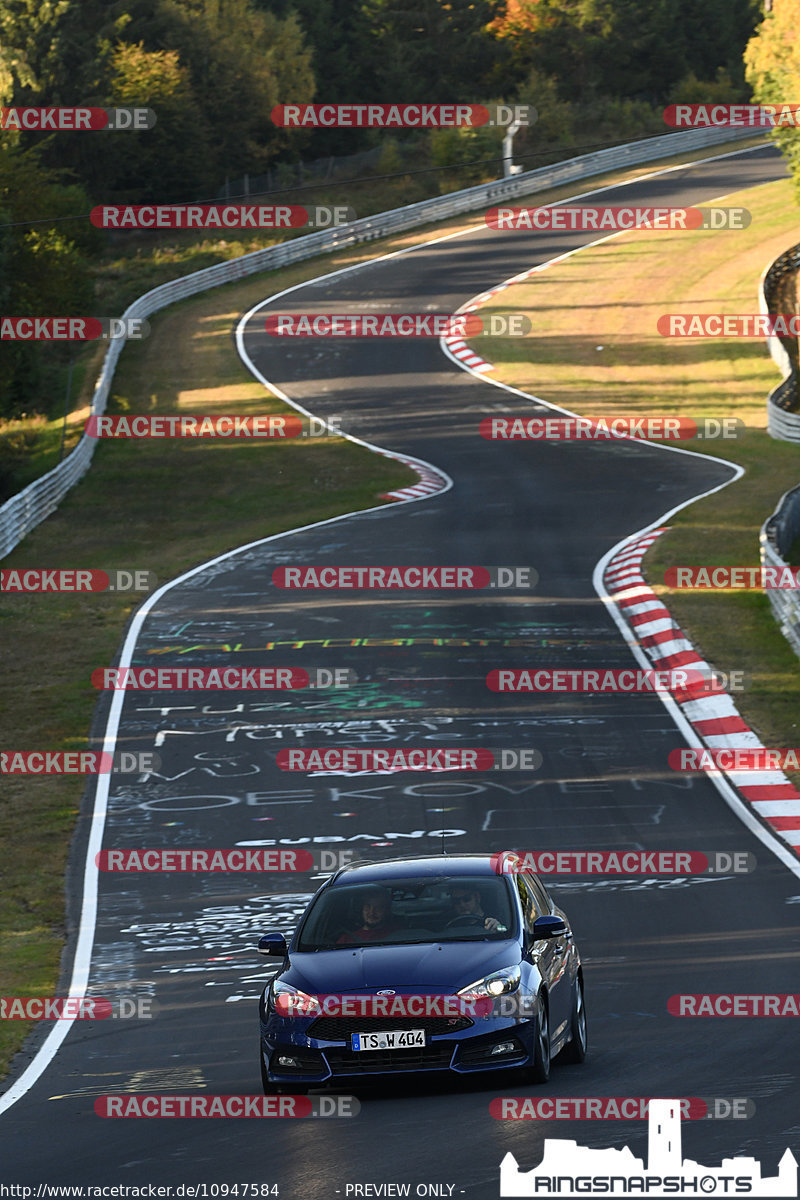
[308,1015,472,1041]
[325,1043,455,1074]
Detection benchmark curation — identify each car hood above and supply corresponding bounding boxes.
[282,940,518,994]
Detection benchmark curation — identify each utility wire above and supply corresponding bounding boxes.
[0,130,690,230]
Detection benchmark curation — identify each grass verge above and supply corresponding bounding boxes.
[0,132,766,494]
[465,174,800,753]
[0,259,418,1079]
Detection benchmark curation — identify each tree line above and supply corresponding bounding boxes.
[0,0,796,424]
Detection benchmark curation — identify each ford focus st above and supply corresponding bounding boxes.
[256,854,586,1091]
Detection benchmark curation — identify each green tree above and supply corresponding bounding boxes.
[498,0,760,103]
[0,0,315,199]
[668,67,749,107]
[255,0,375,154]
[428,121,504,188]
[130,0,316,180]
[260,0,371,98]
[361,0,505,102]
[0,142,95,418]
[86,42,212,200]
[0,0,128,102]
[745,0,800,204]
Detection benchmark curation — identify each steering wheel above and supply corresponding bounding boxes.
[445,914,485,928]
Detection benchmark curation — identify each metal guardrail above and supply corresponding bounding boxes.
[759,243,800,656]
[762,242,800,439]
[0,123,759,559]
[761,484,800,658]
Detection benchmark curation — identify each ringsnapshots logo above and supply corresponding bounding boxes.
[271,103,535,128]
[0,568,156,593]
[485,206,750,232]
[664,103,800,127]
[90,205,354,230]
[1,317,149,340]
[480,416,744,441]
[0,106,156,131]
[264,313,531,337]
[272,565,537,589]
[499,1098,797,1197]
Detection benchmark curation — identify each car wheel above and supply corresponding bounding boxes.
[527,994,551,1084]
[560,974,587,1064]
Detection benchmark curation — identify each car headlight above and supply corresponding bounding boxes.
[269,979,320,1016]
[457,964,521,1000]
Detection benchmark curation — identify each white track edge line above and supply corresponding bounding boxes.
[438,151,800,882]
[0,137,776,1115]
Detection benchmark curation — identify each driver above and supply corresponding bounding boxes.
[447,885,501,932]
[337,886,401,944]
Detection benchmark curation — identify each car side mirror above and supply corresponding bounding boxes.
[532,915,566,939]
[258,933,288,957]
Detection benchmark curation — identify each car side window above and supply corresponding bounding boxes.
[524,874,552,917]
[516,876,537,932]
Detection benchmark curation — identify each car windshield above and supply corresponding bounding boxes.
[295,874,516,951]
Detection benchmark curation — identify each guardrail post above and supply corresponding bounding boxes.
[503,122,524,178]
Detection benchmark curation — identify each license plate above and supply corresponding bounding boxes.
[351,1028,426,1051]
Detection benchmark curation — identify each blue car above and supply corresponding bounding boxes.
[257,854,587,1091]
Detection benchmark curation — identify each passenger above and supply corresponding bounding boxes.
[337,886,401,944]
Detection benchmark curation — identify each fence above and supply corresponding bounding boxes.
[219,145,395,198]
[0,123,759,559]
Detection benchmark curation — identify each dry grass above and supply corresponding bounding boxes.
[467,175,800,748]
[0,265,414,1078]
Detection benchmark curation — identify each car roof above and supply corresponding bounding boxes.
[328,854,510,886]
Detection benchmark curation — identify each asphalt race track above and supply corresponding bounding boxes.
[2,144,799,1198]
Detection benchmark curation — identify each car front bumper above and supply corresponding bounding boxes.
[260,1014,536,1085]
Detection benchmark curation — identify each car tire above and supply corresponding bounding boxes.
[560,974,587,1064]
[526,994,551,1084]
